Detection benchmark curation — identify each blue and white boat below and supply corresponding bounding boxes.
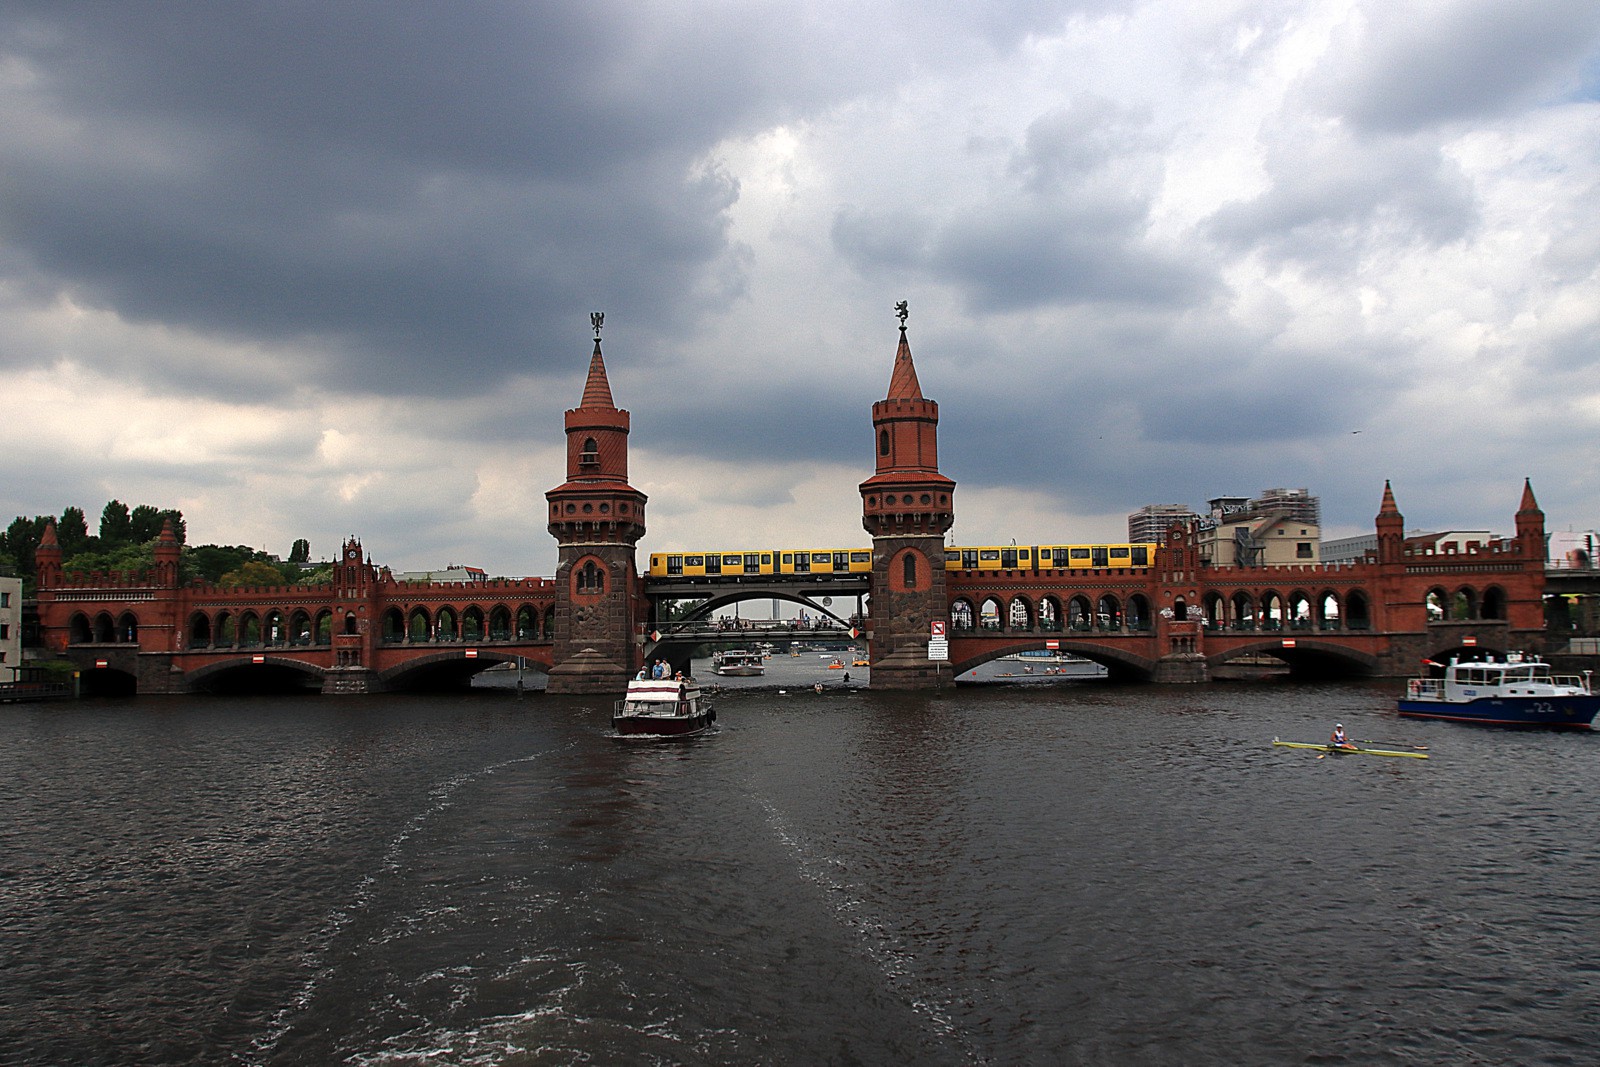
[1398,653,1597,729]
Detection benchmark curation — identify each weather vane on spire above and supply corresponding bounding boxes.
[894,300,908,327]
[590,311,604,339]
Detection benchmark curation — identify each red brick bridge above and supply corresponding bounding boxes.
[32,316,1552,694]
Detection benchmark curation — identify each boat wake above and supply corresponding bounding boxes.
[249,743,576,1062]
[756,796,982,1064]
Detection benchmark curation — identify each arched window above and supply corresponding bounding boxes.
[950,599,976,630]
[879,429,890,456]
[902,552,917,588]
[577,560,605,593]
[580,437,599,466]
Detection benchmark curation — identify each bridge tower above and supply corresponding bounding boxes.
[545,319,648,694]
[859,308,956,688]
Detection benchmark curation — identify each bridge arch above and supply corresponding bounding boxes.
[185,655,325,694]
[662,588,857,628]
[377,649,535,691]
[950,639,1157,682]
[1208,639,1381,679]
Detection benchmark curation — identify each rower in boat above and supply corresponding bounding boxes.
[1330,723,1354,748]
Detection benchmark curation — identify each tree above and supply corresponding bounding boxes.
[183,544,259,585]
[99,500,132,545]
[217,559,291,588]
[57,506,90,555]
[129,504,165,543]
[289,538,311,564]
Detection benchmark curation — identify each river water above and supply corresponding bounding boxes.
[3,656,1597,1065]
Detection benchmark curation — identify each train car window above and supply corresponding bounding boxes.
[667,555,684,576]
[781,553,792,564]
[1091,547,1109,567]
[813,552,833,564]
[723,554,742,566]
[1131,547,1149,566]
[1051,548,1072,567]
[851,552,871,564]
[794,552,811,573]
[944,550,961,565]
[1110,547,1130,559]
[744,555,761,574]
[1001,549,1018,568]
[686,555,704,568]
[705,555,721,574]
[760,554,772,564]
[962,549,979,568]
[1070,548,1091,560]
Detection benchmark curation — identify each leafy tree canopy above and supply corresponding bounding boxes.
[217,559,292,588]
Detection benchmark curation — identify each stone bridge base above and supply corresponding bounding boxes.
[1153,653,1209,684]
[322,667,376,695]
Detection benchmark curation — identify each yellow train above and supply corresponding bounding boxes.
[649,549,873,580]
[647,543,1155,580]
[945,544,1154,571]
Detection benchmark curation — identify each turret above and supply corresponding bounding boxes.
[1375,481,1404,564]
[858,303,957,688]
[1515,479,1545,561]
[859,307,956,539]
[153,519,181,588]
[35,521,62,589]
[544,314,649,693]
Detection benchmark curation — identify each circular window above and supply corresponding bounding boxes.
[582,503,593,513]
[619,503,629,513]
[599,503,610,513]
[565,503,576,514]
[921,493,931,505]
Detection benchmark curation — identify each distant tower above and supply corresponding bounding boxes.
[1515,479,1545,561]
[1375,481,1405,564]
[545,315,648,693]
[859,304,956,688]
[153,520,181,588]
[34,520,63,590]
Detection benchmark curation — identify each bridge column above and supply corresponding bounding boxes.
[860,309,956,689]
[545,320,649,694]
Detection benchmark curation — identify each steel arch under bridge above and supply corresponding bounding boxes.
[643,576,868,627]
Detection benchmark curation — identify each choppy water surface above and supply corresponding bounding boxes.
[3,666,1597,1065]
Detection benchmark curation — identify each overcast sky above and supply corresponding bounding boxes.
[3,0,1598,576]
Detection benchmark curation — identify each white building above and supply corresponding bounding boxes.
[0,576,21,678]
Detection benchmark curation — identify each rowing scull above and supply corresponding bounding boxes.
[1272,738,1429,759]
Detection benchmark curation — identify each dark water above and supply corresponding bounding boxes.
[3,670,1597,1066]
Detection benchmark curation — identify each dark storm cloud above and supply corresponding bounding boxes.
[0,1,904,398]
[1322,0,1600,134]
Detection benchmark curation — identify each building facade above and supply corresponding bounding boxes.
[0,576,20,676]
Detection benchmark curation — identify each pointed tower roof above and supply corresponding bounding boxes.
[1378,480,1400,517]
[1518,478,1541,515]
[580,337,616,410]
[157,519,177,544]
[40,520,59,547]
[886,325,923,401]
